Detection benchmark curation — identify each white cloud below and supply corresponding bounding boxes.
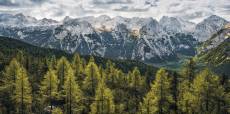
[0,0,229,23]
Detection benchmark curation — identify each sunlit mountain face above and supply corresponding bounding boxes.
[0,0,229,67]
[0,13,228,66]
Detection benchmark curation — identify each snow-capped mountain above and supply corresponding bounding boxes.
[0,13,228,64]
[197,23,230,71]
[194,15,229,41]
[0,13,58,27]
[199,23,230,53]
[159,16,196,33]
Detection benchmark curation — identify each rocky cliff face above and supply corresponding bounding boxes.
[199,23,230,54]
[194,15,229,42]
[197,24,230,75]
[0,13,228,64]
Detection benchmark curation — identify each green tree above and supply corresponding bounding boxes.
[192,68,228,114]
[1,58,21,91]
[105,60,116,85]
[52,107,63,114]
[183,58,196,83]
[128,67,145,88]
[83,56,100,96]
[16,51,25,68]
[13,67,32,114]
[0,58,22,113]
[39,68,59,112]
[128,67,146,112]
[63,65,84,114]
[72,53,84,85]
[171,72,179,114]
[90,77,115,114]
[47,56,57,70]
[178,58,196,114]
[139,68,173,114]
[56,57,71,90]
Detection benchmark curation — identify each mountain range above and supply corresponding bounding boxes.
[197,23,230,74]
[0,13,228,65]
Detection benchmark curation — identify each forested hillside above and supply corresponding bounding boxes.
[197,26,230,75]
[0,36,158,75]
[0,36,229,114]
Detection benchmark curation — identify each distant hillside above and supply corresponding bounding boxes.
[197,26,230,75]
[0,36,158,75]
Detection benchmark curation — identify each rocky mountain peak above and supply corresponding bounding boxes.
[194,15,229,41]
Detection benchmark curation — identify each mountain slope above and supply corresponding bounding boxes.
[194,15,229,41]
[197,24,230,74]
[0,13,228,65]
[0,13,200,64]
[0,36,158,75]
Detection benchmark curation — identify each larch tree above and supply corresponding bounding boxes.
[139,68,174,114]
[39,68,59,112]
[56,57,71,90]
[0,58,21,113]
[83,56,100,96]
[16,51,25,68]
[178,58,196,114]
[47,56,57,70]
[192,68,228,114]
[105,60,116,85]
[171,72,179,114]
[63,65,84,114]
[182,58,196,83]
[2,58,21,91]
[128,67,146,91]
[104,62,127,88]
[52,107,64,114]
[72,53,84,85]
[90,77,115,114]
[128,67,146,112]
[13,67,32,114]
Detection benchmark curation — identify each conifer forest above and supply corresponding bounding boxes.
[0,46,229,114]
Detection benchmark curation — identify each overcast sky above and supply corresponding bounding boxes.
[0,0,229,23]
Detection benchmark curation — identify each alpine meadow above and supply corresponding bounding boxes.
[0,0,230,114]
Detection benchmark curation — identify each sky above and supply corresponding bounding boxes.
[0,0,229,23]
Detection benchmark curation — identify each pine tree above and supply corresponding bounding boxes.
[128,67,146,112]
[183,58,196,83]
[2,58,21,90]
[83,56,100,96]
[52,107,63,114]
[192,68,228,114]
[129,67,144,88]
[56,57,71,90]
[105,61,127,89]
[105,60,116,87]
[63,65,84,114]
[139,68,173,114]
[90,77,115,114]
[72,53,84,85]
[114,69,127,88]
[178,58,196,114]
[0,58,21,113]
[39,68,59,112]
[13,67,32,114]
[47,56,57,70]
[171,72,179,114]
[16,51,25,67]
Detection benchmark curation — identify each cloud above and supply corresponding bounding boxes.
[0,0,229,23]
[92,0,133,4]
[0,0,42,6]
[113,6,150,12]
